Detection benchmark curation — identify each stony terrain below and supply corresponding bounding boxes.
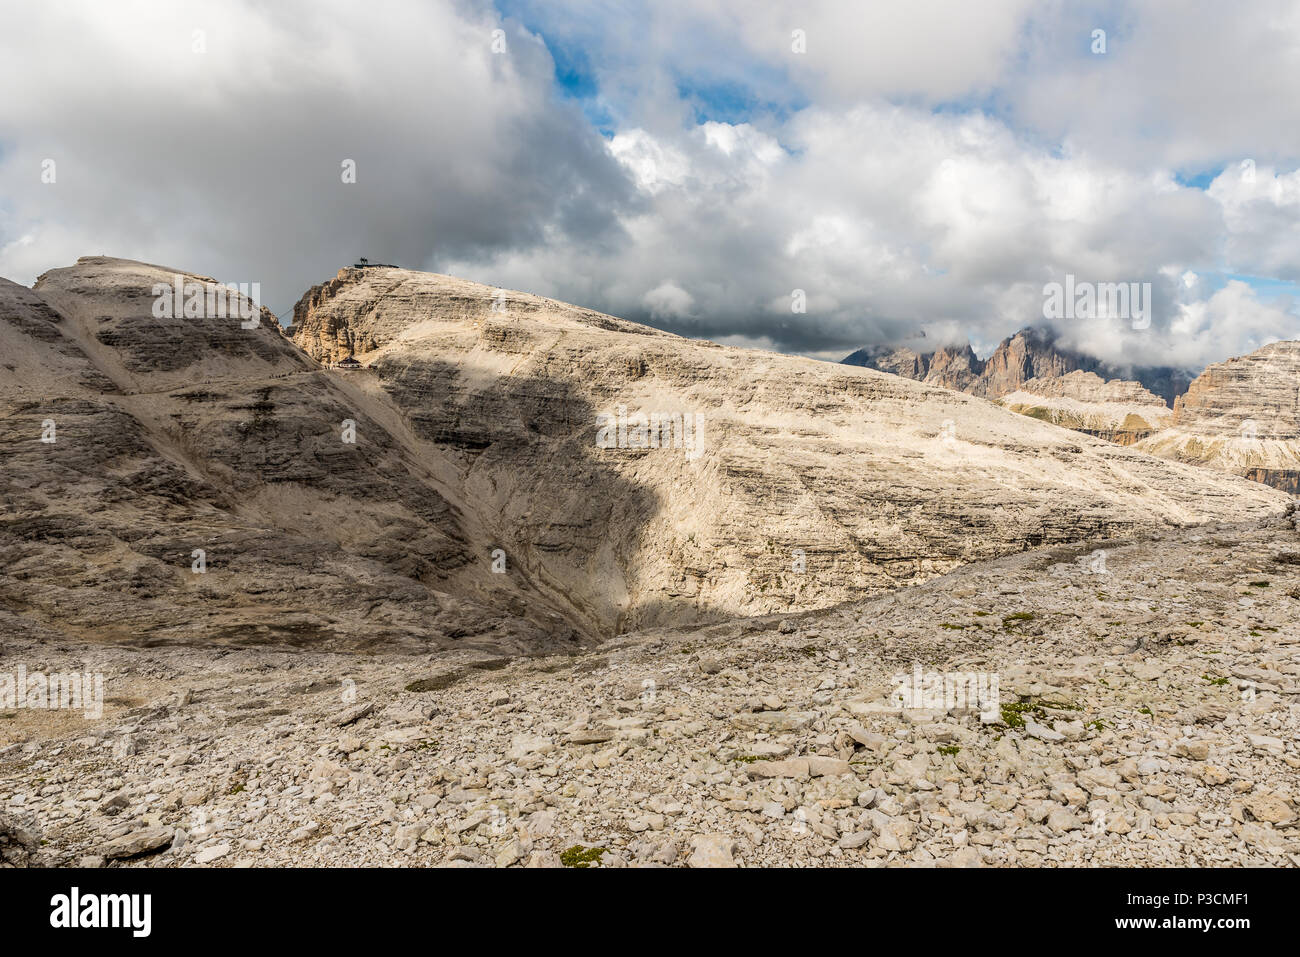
[3,506,1298,868]
[1136,341,1300,495]
[997,371,1173,445]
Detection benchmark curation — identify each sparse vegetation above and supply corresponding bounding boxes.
[560,845,607,868]
[1000,701,1034,728]
[996,695,1080,731]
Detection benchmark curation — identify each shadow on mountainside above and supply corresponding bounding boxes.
[363,355,702,640]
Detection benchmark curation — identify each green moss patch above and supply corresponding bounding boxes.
[560,845,607,868]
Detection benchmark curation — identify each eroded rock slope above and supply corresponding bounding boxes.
[1,256,1292,652]
[2,258,578,654]
[289,266,1288,633]
[1136,341,1300,495]
[996,371,1173,445]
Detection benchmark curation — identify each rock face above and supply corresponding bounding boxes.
[844,327,1193,405]
[852,341,984,393]
[1,256,1291,651]
[0,811,40,867]
[288,265,1286,634]
[1135,341,1300,496]
[287,266,670,366]
[1,258,581,654]
[996,371,1174,446]
[977,329,1088,398]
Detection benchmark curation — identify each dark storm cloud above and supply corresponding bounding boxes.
[0,0,636,315]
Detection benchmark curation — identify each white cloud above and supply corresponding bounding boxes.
[452,101,1292,367]
[0,0,634,312]
[643,279,695,320]
[608,129,689,194]
[2,0,1298,372]
[1208,164,1300,281]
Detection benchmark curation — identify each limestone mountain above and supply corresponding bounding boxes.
[1,258,580,654]
[995,371,1173,446]
[1,257,1290,654]
[1135,340,1300,495]
[287,265,1287,635]
[844,327,1194,406]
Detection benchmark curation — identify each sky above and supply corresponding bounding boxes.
[1,0,1298,372]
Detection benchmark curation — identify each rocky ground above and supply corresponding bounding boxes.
[3,507,1298,868]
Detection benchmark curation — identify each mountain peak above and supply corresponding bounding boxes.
[288,265,679,366]
[844,325,1193,406]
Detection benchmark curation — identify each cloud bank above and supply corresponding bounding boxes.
[1,0,1297,370]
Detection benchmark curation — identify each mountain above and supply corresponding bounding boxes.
[843,327,1194,406]
[1,258,581,654]
[287,265,1288,634]
[995,371,1174,446]
[4,257,1299,871]
[1135,341,1300,495]
[1,257,1289,656]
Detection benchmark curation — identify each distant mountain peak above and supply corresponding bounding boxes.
[843,326,1194,407]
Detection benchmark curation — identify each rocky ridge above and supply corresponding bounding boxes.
[1136,341,1300,495]
[2,258,581,655]
[996,371,1173,446]
[3,257,1293,649]
[844,327,1193,406]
